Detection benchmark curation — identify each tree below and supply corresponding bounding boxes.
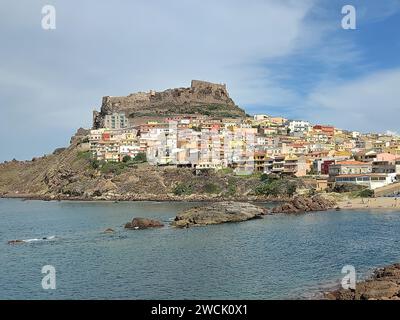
[122,155,131,163]
[358,189,374,198]
[133,153,147,163]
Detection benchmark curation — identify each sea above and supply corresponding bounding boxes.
[1,198,400,299]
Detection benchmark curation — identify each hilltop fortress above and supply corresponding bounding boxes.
[92,80,246,128]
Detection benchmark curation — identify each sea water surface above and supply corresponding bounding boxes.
[1,198,400,299]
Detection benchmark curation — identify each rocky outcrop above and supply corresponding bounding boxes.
[44,167,78,193]
[171,202,267,228]
[124,217,164,230]
[271,195,336,214]
[325,264,400,300]
[93,80,245,128]
[70,127,90,144]
[7,239,24,245]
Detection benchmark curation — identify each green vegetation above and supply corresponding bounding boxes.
[255,177,297,197]
[129,112,160,117]
[307,168,318,175]
[99,162,126,175]
[90,159,100,169]
[226,183,237,196]
[77,151,92,160]
[332,183,366,193]
[191,126,202,132]
[330,183,373,198]
[53,147,67,155]
[207,105,219,111]
[86,152,147,175]
[78,151,101,171]
[260,173,279,182]
[217,112,241,118]
[357,189,374,198]
[218,167,234,175]
[286,183,297,197]
[133,153,147,163]
[307,188,317,197]
[203,183,220,194]
[173,183,193,196]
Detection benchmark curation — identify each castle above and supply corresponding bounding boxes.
[92,80,245,128]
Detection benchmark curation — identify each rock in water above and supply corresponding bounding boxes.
[7,239,24,245]
[125,217,164,230]
[171,202,267,228]
[271,195,336,214]
[103,228,115,233]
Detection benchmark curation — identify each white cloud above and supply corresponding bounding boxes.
[0,0,320,160]
[304,68,400,133]
[0,0,399,161]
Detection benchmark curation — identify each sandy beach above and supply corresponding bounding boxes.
[338,197,400,210]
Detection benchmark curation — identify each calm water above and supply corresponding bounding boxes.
[1,198,400,300]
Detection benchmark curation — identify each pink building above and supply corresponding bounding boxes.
[376,153,400,164]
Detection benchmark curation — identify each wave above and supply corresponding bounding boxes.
[23,235,56,243]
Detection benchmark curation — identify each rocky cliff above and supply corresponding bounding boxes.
[0,140,275,201]
[93,80,246,128]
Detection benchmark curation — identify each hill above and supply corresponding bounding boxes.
[0,140,300,202]
[93,80,246,128]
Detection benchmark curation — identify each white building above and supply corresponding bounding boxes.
[253,114,270,121]
[335,173,397,190]
[288,120,311,134]
[104,113,128,129]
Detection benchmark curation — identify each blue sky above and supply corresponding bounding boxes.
[1,0,400,161]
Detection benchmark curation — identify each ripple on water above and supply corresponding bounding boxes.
[1,199,400,299]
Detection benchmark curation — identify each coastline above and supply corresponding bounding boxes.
[0,192,287,203]
[325,263,400,300]
[337,197,400,210]
[3,192,400,211]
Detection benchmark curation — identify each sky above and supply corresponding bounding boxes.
[1,0,400,161]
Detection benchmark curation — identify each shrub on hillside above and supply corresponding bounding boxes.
[332,183,366,193]
[255,179,297,197]
[357,189,374,198]
[173,183,193,196]
[203,183,220,194]
[100,162,125,175]
[133,153,147,163]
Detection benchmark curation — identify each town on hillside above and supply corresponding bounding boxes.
[79,110,400,194]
